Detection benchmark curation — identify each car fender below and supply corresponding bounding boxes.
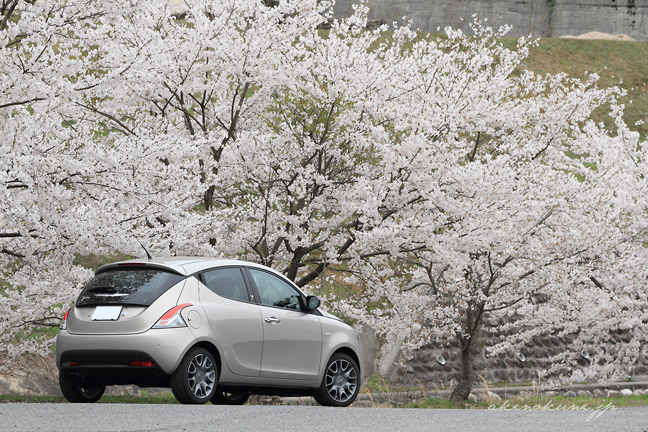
[165,276,225,375]
[318,316,364,387]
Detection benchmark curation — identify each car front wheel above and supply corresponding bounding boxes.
[59,372,106,403]
[313,353,359,407]
[171,347,217,404]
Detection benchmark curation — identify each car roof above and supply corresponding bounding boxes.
[96,256,273,277]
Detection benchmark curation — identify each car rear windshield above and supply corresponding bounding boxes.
[76,267,186,307]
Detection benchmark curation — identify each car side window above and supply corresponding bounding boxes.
[248,268,302,311]
[202,267,249,302]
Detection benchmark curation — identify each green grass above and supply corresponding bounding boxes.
[0,392,180,404]
[363,374,399,394]
[0,395,67,403]
[402,394,648,409]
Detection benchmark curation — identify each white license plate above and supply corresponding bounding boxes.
[92,306,123,321]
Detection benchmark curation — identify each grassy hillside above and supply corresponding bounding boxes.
[365,30,648,139]
[503,37,648,139]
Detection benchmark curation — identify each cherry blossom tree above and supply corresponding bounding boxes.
[0,0,430,358]
[1,0,646,402]
[335,35,648,399]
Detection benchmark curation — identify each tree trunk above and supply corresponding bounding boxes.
[203,185,216,211]
[449,305,482,401]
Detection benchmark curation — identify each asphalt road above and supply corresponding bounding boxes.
[0,403,646,432]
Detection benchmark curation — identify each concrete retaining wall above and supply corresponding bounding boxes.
[551,0,647,38]
[332,0,648,41]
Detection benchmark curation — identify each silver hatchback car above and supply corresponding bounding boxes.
[56,257,363,406]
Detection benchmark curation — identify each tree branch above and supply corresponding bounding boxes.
[0,232,21,238]
[1,246,25,258]
[0,97,46,110]
[483,297,524,312]
[75,102,136,135]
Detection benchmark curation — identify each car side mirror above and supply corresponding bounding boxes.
[306,295,320,310]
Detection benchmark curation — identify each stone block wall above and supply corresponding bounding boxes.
[332,0,648,41]
[388,317,648,386]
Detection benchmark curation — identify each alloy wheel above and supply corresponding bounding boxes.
[325,358,357,403]
[187,353,216,398]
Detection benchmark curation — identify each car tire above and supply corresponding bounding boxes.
[211,391,250,405]
[59,372,105,403]
[171,347,218,404]
[313,353,360,407]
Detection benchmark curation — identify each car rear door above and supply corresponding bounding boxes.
[199,267,264,377]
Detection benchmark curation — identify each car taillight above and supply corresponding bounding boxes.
[60,308,70,331]
[152,303,192,329]
[130,361,155,367]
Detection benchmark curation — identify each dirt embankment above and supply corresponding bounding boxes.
[0,355,61,396]
[559,32,636,41]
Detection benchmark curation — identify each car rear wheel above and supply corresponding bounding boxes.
[171,347,217,404]
[59,372,106,403]
[313,353,359,407]
[211,391,250,405]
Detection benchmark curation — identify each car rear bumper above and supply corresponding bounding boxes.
[59,348,170,387]
[56,327,195,377]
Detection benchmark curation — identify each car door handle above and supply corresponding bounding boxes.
[264,317,281,324]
